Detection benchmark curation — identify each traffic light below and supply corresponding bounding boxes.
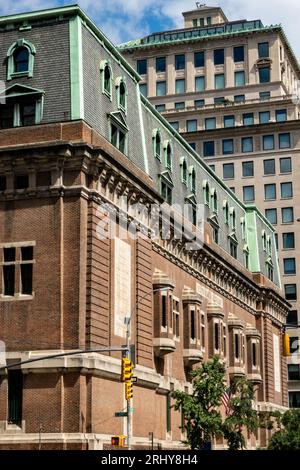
[125,381,133,401]
[283,331,291,357]
[111,435,126,447]
[121,357,133,382]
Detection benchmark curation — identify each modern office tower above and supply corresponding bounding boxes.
[120,4,300,409]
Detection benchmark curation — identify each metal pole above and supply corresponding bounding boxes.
[125,318,132,450]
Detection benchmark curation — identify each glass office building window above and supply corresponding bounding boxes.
[175,54,185,70]
[263,135,275,150]
[203,141,215,157]
[281,182,293,198]
[264,159,275,175]
[234,46,244,62]
[223,163,234,179]
[242,161,254,177]
[284,258,296,275]
[243,113,254,126]
[194,51,205,68]
[195,76,205,91]
[242,137,253,152]
[280,158,292,173]
[215,74,225,89]
[214,48,224,65]
[187,120,197,132]
[235,71,245,87]
[243,186,255,202]
[279,133,291,149]
[259,67,270,83]
[265,209,277,225]
[265,184,276,200]
[283,233,295,250]
[156,81,166,96]
[258,42,269,58]
[282,207,294,223]
[156,57,166,72]
[259,111,270,123]
[205,117,216,130]
[285,284,297,301]
[276,109,287,122]
[224,115,235,128]
[137,59,147,75]
[175,79,185,94]
[222,139,234,155]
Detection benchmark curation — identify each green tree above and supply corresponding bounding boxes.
[268,409,300,450]
[172,356,225,449]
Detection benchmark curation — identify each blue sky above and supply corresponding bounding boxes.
[0,0,299,57]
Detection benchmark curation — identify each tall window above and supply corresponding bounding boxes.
[224,115,235,128]
[258,42,269,58]
[153,129,161,160]
[164,141,172,170]
[194,51,205,68]
[1,244,34,297]
[234,46,245,62]
[137,59,147,75]
[223,201,229,225]
[222,139,234,155]
[203,141,215,157]
[264,159,275,175]
[156,81,166,96]
[187,119,197,132]
[189,166,196,193]
[235,71,245,87]
[156,57,166,73]
[242,137,253,153]
[243,186,255,202]
[8,371,23,424]
[0,104,14,129]
[110,122,127,154]
[259,111,270,124]
[139,83,147,97]
[282,207,294,224]
[175,54,185,70]
[285,284,297,301]
[223,163,234,179]
[205,117,216,130]
[263,135,275,151]
[161,178,173,205]
[284,258,296,275]
[281,182,293,199]
[259,67,270,83]
[242,161,254,177]
[175,79,185,94]
[14,47,29,73]
[180,158,187,184]
[203,181,210,206]
[195,76,205,91]
[102,63,112,96]
[215,74,225,89]
[264,184,276,200]
[280,158,292,173]
[265,209,277,225]
[283,233,295,250]
[243,113,254,126]
[214,49,224,65]
[7,40,36,80]
[279,133,291,149]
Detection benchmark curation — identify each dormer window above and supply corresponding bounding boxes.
[0,84,44,129]
[116,77,128,113]
[14,47,29,73]
[7,39,36,80]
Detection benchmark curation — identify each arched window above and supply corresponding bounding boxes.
[164,141,172,170]
[116,77,128,112]
[241,217,246,241]
[267,236,272,255]
[119,81,126,109]
[100,60,113,98]
[7,39,36,80]
[223,201,229,225]
[180,157,187,184]
[230,207,236,230]
[211,188,218,213]
[189,166,196,193]
[152,129,161,160]
[262,231,267,251]
[203,180,210,206]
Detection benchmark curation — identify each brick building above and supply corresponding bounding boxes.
[0,6,290,449]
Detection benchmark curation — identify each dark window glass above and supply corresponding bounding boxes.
[252,343,257,367]
[242,161,254,177]
[265,184,276,200]
[283,233,295,249]
[21,264,33,294]
[137,59,147,75]
[203,141,215,157]
[289,392,300,408]
[280,157,292,173]
[189,143,196,150]
[155,104,165,112]
[104,66,111,93]
[287,310,298,326]
[205,117,216,130]
[214,48,224,65]
[284,258,296,275]
[258,42,269,58]
[264,159,275,175]
[263,135,275,151]
[234,333,239,359]
[195,99,205,108]
[234,94,245,103]
[175,79,185,94]
[288,364,300,381]
[156,81,166,96]
[230,241,237,259]
[285,284,297,301]
[242,137,253,152]
[14,47,29,72]
[8,371,23,424]
[259,67,270,83]
[187,119,197,132]
[175,54,185,70]
[215,74,225,89]
[19,102,35,126]
[119,131,126,154]
[175,102,185,109]
[170,122,179,131]
[279,133,291,149]
[234,46,245,62]
[243,186,255,202]
[265,209,277,225]
[111,124,118,147]
[206,17,211,25]
[222,139,234,155]
[215,323,219,350]
[15,175,29,190]
[156,57,166,73]
[214,97,225,104]
[139,83,147,97]
[200,18,205,27]
[161,180,172,204]
[0,104,14,129]
[191,310,195,340]
[162,295,167,327]
[223,163,234,179]
[0,176,6,191]
[281,182,293,198]
[21,246,33,261]
[194,51,205,67]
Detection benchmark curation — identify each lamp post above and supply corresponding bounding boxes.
[125,286,171,450]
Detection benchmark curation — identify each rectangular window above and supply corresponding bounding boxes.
[0,176,6,191]
[195,76,205,91]
[173,299,180,339]
[223,163,234,179]
[214,97,225,104]
[205,117,216,130]
[287,310,298,326]
[15,175,29,190]
[214,323,219,350]
[20,246,33,295]
[195,99,205,108]
[224,115,235,128]
[252,343,257,367]
[282,207,294,223]
[139,83,147,97]
[283,233,295,250]
[259,111,270,124]
[215,74,225,89]
[284,258,296,275]
[230,241,237,259]
[242,161,254,177]
[189,143,196,150]
[203,141,215,157]
[3,247,15,296]
[264,184,276,200]
[210,164,215,172]
[234,46,245,62]
[288,364,300,381]
[191,309,196,340]
[166,392,171,433]
[207,17,211,25]
[0,104,14,129]
[235,71,245,87]
[276,109,287,122]
[289,391,300,408]
[243,113,254,126]
[155,104,165,112]
[243,186,255,202]
[187,120,197,132]
[214,49,224,65]
[156,81,166,96]
[258,42,269,58]
[175,54,185,70]
[161,180,172,205]
[263,135,275,151]
[234,334,239,359]
[175,102,185,109]
[200,18,205,27]
[285,284,297,301]
[137,59,147,75]
[8,371,23,424]
[222,139,234,155]
[242,137,253,153]
[279,133,291,149]
[260,91,270,100]
[259,67,270,83]
[194,51,205,68]
[264,159,275,175]
[156,57,166,73]
[170,122,179,131]
[234,94,245,103]
[281,182,293,199]
[19,102,36,127]
[280,157,292,173]
[193,18,198,27]
[175,79,185,94]
[265,209,277,225]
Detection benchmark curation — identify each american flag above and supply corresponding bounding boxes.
[221,387,232,415]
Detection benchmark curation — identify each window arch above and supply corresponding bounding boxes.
[7,39,36,80]
[152,129,161,160]
[164,140,173,170]
[100,60,113,98]
[180,157,187,184]
[116,77,128,112]
[203,180,210,206]
[211,188,218,213]
[189,166,196,193]
[223,200,229,225]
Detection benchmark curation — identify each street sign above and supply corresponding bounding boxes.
[115,411,128,417]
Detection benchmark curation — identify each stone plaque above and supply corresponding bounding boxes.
[114,238,132,338]
[273,333,281,393]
